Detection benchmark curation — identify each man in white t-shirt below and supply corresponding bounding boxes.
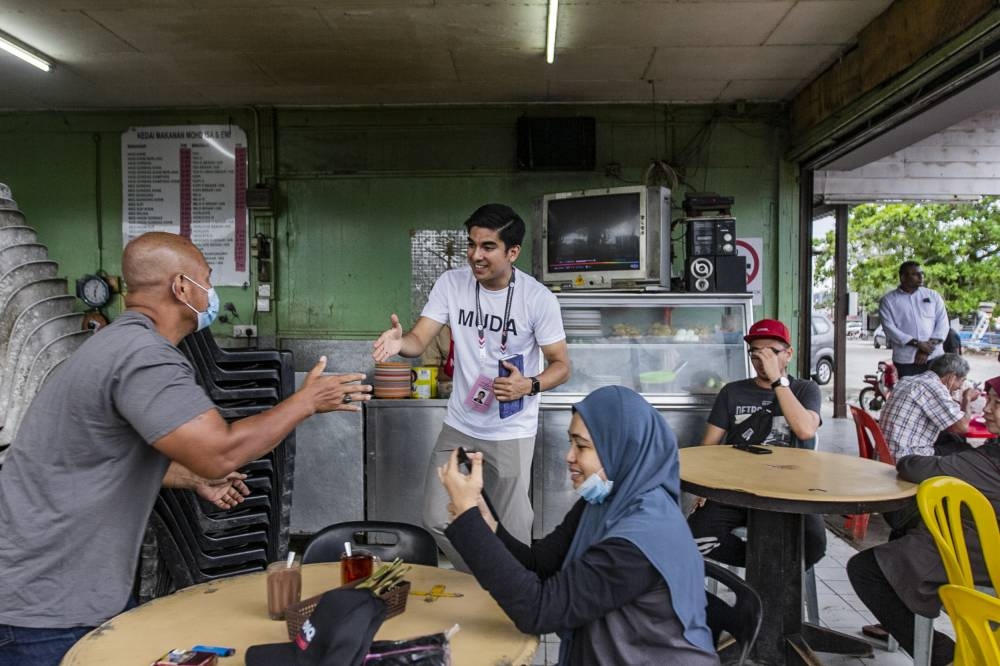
[373,204,570,569]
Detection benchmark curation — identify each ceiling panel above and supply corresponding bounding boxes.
[559,1,794,48]
[0,1,193,9]
[67,51,275,86]
[550,77,727,103]
[317,4,548,50]
[648,44,842,81]
[720,78,802,100]
[87,7,336,52]
[766,0,893,45]
[0,1,896,109]
[251,49,456,87]
[0,8,135,57]
[453,47,653,83]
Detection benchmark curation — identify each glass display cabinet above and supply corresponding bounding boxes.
[551,292,754,399]
[530,292,754,537]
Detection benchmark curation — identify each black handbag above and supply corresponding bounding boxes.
[728,404,775,447]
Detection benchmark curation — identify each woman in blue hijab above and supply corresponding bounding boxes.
[439,385,718,665]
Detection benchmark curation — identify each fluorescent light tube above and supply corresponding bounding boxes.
[546,0,559,64]
[0,32,53,72]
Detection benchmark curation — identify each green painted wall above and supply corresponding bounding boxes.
[0,104,803,344]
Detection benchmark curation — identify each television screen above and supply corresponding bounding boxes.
[545,192,641,274]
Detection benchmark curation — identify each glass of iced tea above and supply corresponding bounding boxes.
[266,558,301,620]
[341,549,380,585]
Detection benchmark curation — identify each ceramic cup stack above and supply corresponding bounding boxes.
[374,361,412,399]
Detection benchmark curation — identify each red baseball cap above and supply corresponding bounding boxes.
[984,376,1000,397]
[744,319,791,346]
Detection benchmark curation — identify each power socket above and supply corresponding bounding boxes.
[233,325,257,338]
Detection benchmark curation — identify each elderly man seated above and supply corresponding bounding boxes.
[848,375,1000,666]
[880,353,978,460]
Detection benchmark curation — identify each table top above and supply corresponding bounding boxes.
[680,445,917,514]
[967,416,993,440]
[62,563,538,666]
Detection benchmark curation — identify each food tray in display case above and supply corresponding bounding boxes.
[550,292,754,399]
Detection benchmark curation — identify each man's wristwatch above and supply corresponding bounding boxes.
[528,376,541,396]
[771,376,790,390]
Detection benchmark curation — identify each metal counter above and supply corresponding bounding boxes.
[364,396,711,538]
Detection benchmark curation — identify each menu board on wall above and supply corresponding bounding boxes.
[121,125,249,286]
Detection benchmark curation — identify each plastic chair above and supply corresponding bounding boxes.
[704,560,763,666]
[705,526,820,624]
[916,476,1000,591]
[845,405,895,539]
[938,584,1000,665]
[303,521,439,566]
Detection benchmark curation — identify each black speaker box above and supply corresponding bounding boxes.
[685,217,737,257]
[715,254,747,292]
[685,255,747,293]
[517,117,596,171]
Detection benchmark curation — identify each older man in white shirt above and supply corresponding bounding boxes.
[878,261,950,378]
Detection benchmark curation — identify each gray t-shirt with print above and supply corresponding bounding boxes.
[0,312,215,628]
[707,376,823,449]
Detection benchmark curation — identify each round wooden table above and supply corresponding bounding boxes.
[681,445,917,666]
[61,563,538,666]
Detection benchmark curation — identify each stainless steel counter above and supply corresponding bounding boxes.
[365,396,712,538]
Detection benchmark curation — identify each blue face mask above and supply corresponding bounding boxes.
[576,468,614,504]
[178,274,219,331]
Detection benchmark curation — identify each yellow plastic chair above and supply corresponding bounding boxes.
[916,476,1000,591]
[938,584,1000,665]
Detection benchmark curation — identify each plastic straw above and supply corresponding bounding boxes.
[344,541,352,557]
[286,551,296,568]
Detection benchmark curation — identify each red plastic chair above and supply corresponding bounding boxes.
[845,405,896,539]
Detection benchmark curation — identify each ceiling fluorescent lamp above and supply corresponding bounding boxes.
[0,32,52,72]
[546,0,559,64]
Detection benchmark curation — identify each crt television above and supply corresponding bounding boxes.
[539,185,670,289]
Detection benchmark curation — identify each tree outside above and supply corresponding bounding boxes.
[813,197,1000,321]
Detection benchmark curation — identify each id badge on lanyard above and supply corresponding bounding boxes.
[464,270,515,413]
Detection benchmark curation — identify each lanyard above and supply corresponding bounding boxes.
[475,268,516,363]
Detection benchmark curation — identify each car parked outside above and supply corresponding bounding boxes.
[873,325,892,349]
[810,314,835,385]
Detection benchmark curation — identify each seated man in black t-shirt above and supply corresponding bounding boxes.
[687,318,827,567]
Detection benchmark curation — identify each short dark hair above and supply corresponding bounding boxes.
[464,204,525,249]
[899,261,921,276]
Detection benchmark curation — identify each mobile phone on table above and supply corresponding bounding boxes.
[734,444,773,455]
[456,447,499,520]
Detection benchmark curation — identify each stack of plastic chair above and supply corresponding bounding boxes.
[938,585,1000,664]
[0,187,89,460]
[914,476,1000,665]
[845,405,895,540]
[138,328,297,600]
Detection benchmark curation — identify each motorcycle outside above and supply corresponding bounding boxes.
[858,360,897,414]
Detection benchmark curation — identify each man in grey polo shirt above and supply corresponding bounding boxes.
[0,232,372,666]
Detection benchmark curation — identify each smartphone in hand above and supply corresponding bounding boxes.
[455,447,499,520]
[456,446,473,473]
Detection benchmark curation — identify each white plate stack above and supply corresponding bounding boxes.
[562,309,603,338]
